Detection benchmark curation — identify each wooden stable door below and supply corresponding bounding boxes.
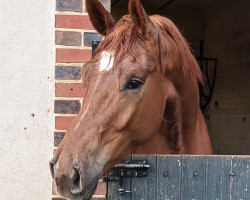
[106,155,250,200]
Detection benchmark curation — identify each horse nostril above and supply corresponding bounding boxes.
[49,161,55,179]
[71,167,83,194]
[49,155,59,180]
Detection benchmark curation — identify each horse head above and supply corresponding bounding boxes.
[50,0,212,199]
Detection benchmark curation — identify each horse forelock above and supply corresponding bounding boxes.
[93,15,139,67]
[93,14,202,83]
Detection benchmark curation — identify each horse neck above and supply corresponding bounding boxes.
[169,78,200,152]
[170,77,212,154]
[134,76,212,155]
[160,77,201,153]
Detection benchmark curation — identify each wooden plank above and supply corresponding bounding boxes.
[206,156,231,200]
[156,155,182,200]
[181,156,206,200]
[230,156,250,200]
[131,154,157,200]
[106,155,250,200]
[107,155,132,200]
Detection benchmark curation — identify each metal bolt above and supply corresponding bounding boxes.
[229,172,235,176]
[163,172,168,177]
[143,172,147,176]
[126,160,131,164]
[193,172,198,177]
[109,172,113,176]
[135,171,138,177]
[118,188,124,195]
[93,41,97,45]
[143,160,147,164]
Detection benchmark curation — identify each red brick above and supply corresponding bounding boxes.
[55,65,81,80]
[55,116,75,130]
[55,31,82,46]
[56,0,83,12]
[56,48,92,63]
[54,100,81,114]
[54,132,65,147]
[84,32,102,47]
[55,83,84,97]
[56,15,94,30]
[94,182,107,195]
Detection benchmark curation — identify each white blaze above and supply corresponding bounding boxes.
[99,51,115,71]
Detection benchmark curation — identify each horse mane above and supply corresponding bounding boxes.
[93,14,202,82]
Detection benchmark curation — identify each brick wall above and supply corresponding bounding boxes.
[53,0,109,199]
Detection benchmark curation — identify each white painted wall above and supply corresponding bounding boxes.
[0,0,54,199]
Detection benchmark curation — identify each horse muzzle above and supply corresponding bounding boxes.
[49,158,100,200]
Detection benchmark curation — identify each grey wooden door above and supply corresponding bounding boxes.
[107,155,250,200]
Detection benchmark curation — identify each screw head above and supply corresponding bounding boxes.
[93,41,97,45]
[229,172,235,176]
[126,160,131,164]
[163,172,168,177]
[118,188,124,195]
[193,172,198,177]
[109,171,113,176]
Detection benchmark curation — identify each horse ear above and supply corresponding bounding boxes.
[128,0,156,39]
[86,0,116,36]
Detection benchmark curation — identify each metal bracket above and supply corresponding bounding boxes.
[92,40,101,55]
[103,160,149,195]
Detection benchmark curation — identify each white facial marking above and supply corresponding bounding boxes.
[99,51,114,71]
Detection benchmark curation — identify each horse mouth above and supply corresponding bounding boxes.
[69,181,98,200]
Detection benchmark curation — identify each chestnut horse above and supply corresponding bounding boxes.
[50,0,212,199]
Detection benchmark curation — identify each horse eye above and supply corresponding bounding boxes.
[126,80,143,90]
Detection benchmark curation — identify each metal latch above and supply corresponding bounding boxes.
[103,160,149,195]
